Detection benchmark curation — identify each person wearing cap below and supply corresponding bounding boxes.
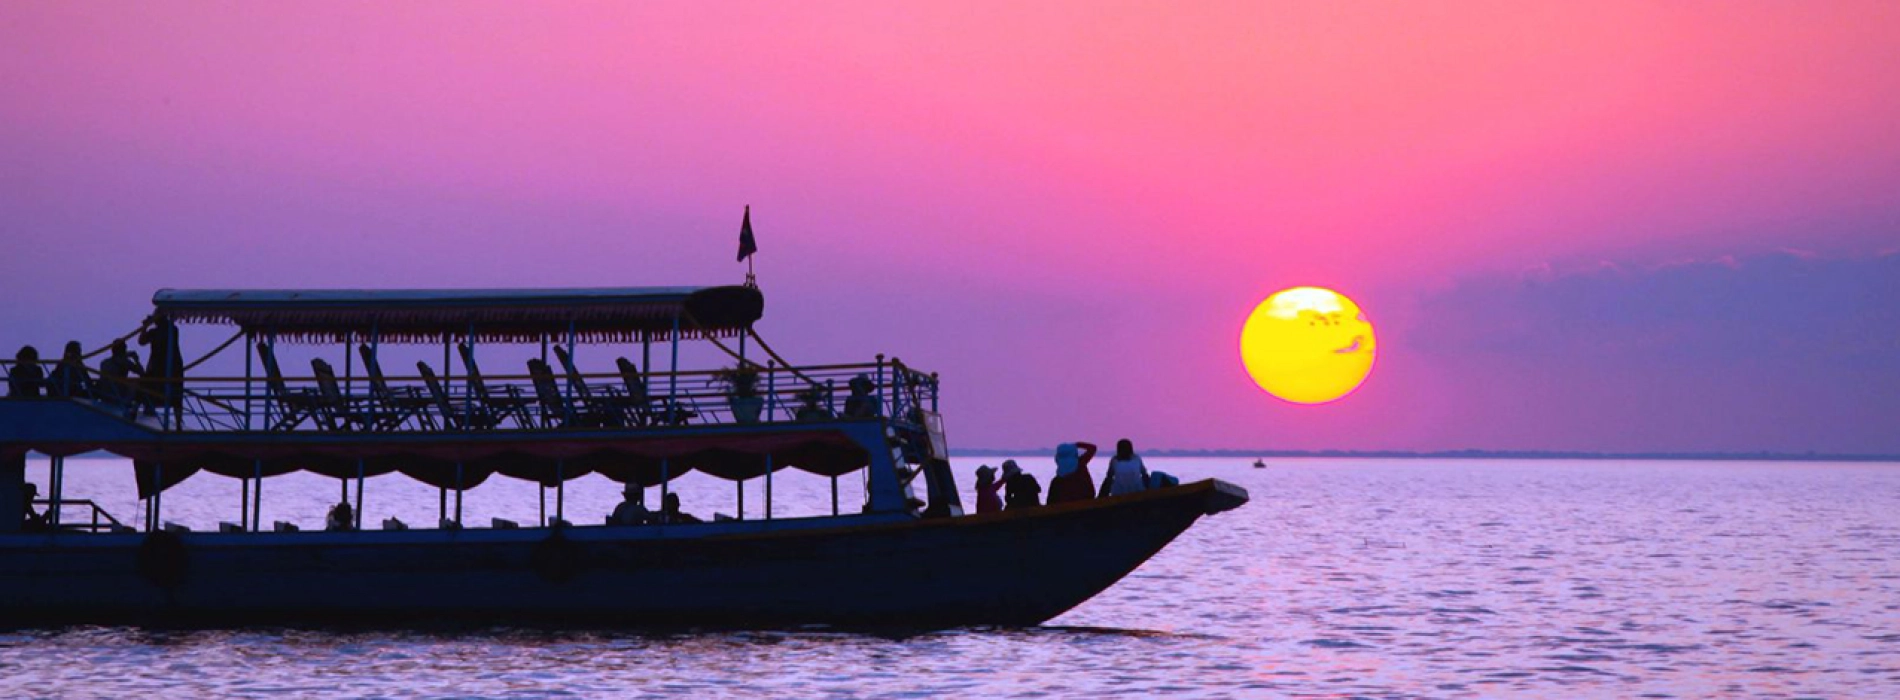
[1002,460,1042,510]
[20,483,48,533]
[610,483,653,526]
[973,464,1004,514]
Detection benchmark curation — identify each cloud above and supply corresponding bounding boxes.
[1412,251,1900,369]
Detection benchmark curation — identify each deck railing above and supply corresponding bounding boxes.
[2,357,941,437]
[32,498,131,534]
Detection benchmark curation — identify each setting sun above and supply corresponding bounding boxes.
[1240,287,1377,404]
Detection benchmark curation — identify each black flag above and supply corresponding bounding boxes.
[737,206,758,262]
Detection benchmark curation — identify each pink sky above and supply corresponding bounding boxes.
[4,2,1899,452]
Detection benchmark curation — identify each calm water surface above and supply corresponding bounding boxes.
[4,457,1899,698]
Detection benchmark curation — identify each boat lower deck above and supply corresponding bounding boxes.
[0,480,1247,628]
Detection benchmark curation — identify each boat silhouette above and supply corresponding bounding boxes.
[1,285,1246,627]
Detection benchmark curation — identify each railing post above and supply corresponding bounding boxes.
[931,372,940,412]
[874,354,885,417]
[766,360,777,422]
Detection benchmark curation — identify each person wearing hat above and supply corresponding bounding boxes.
[1002,460,1042,511]
[610,483,653,526]
[973,464,1004,514]
[20,483,48,533]
[1047,441,1099,505]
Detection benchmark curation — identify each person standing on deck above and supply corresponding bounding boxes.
[138,315,184,415]
[1047,441,1098,504]
[973,465,1004,514]
[1002,460,1041,510]
[1098,439,1151,498]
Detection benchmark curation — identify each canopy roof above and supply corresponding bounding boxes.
[5,425,870,497]
[152,286,765,343]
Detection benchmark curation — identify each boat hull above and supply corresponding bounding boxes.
[1,480,1247,629]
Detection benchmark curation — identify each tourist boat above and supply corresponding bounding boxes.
[1253,458,1266,468]
[0,284,1247,627]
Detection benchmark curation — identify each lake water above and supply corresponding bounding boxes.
[4,457,1899,698]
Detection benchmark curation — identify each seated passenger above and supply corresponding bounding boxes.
[325,500,355,531]
[659,492,701,524]
[1002,460,1041,510]
[47,341,93,398]
[1099,439,1151,498]
[842,374,879,418]
[973,464,1003,514]
[97,341,142,417]
[20,483,48,533]
[609,483,652,526]
[1047,441,1098,505]
[7,346,45,399]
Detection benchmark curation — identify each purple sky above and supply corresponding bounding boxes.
[4,2,1899,452]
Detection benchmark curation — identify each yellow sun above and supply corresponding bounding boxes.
[1240,287,1377,404]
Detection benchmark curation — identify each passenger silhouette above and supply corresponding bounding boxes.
[843,374,878,418]
[1047,441,1098,504]
[610,484,652,526]
[20,483,48,533]
[326,500,355,531]
[973,464,1004,514]
[1002,460,1041,510]
[1099,439,1151,498]
[660,492,701,524]
[97,340,142,417]
[138,315,185,413]
[47,341,92,398]
[6,346,44,399]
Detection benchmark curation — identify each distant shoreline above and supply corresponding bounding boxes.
[948,448,1900,463]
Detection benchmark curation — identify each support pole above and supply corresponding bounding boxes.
[555,460,565,526]
[737,478,744,521]
[831,475,839,516]
[454,462,464,526]
[252,459,263,531]
[764,454,773,520]
[151,462,163,532]
[668,315,681,424]
[244,331,254,432]
[659,458,670,527]
[49,455,63,528]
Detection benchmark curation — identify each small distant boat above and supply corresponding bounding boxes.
[1252,459,1266,469]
